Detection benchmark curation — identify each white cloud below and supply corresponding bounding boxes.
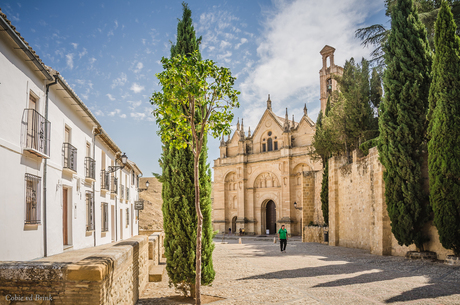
[134,62,144,73]
[130,112,146,120]
[108,30,114,37]
[130,83,145,93]
[235,38,248,49]
[71,42,78,49]
[106,94,116,101]
[120,114,126,118]
[217,51,232,63]
[127,100,142,110]
[94,110,105,117]
[239,0,380,127]
[111,73,127,89]
[108,109,121,117]
[79,48,87,58]
[220,40,231,49]
[66,53,74,69]
[114,20,118,29]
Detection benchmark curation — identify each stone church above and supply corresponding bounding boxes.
[212,45,343,236]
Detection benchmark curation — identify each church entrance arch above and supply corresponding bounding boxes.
[266,201,276,234]
[261,200,277,235]
[231,216,237,234]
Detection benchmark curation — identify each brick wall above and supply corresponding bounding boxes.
[0,235,148,305]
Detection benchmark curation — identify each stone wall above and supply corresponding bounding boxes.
[327,147,454,260]
[0,235,148,305]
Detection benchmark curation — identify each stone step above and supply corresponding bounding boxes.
[149,264,165,282]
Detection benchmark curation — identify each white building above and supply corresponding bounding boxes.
[0,10,143,261]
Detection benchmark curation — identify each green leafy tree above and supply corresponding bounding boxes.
[378,0,432,250]
[152,51,239,305]
[159,2,215,298]
[428,0,460,256]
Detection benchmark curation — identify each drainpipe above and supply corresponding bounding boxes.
[92,127,102,247]
[43,76,58,257]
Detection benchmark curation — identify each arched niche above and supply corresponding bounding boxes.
[253,172,280,189]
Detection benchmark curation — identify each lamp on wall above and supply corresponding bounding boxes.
[294,201,302,210]
[107,152,128,173]
[138,180,149,192]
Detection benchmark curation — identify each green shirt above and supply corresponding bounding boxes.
[278,228,287,239]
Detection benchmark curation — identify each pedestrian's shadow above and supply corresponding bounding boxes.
[236,246,460,303]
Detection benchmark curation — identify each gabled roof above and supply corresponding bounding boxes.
[320,45,335,55]
[251,108,285,139]
[0,9,53,81]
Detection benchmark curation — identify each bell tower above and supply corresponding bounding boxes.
[319,45,343,113]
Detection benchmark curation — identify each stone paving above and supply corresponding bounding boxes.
[138,238,460,304]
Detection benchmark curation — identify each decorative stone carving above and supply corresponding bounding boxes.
[254,172,280,188]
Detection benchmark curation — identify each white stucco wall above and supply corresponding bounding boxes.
[0,26,141,261]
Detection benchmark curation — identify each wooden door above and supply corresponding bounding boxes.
[266,200,276,234]
[63,189,68,245]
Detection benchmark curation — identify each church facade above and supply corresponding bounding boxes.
[211,45,343,236]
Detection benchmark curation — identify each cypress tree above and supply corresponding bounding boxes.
[428,0,460,256]
[378,0,432,250]
[160,2,214,296]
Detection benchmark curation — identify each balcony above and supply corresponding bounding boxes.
[111,177,118,195]
[85,157,96,182]
[101,170,110,192]
[21,109,50,158]
[63,143,77,174]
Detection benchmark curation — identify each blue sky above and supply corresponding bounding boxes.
[1,0,388,178]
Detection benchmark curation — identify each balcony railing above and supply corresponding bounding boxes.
[63,143,77,172]
[21,109,50,158]
[85,157,96,181]
[101,170,110,191]
[126,187,130,201]
[111,177,118,194]
[120,184,124,200]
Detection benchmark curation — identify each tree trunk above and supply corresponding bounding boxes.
[194,153,203,305]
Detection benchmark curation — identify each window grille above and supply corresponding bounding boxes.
[85,157,96,180]
[21,109,50,157]
[101,202,109,232]
[111,177,118,194]
[86,191,94,231]
[25,174,41,224]
[126,187,130,201]
[101,170,109,190]
[126,208,129,226]
[63,143,77,172]
[121,184,124,199]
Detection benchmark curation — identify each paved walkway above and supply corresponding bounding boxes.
[138,239,460,304]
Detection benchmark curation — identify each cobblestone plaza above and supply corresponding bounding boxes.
[138,238,460,304]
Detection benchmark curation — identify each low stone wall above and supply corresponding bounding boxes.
[147,232,164,266]
[303,226,328,244]
[0,235,148,305]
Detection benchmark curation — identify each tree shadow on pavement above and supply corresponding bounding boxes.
[236,246,460,303]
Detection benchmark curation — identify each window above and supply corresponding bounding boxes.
[25,174,41,224]
[126,208,129,226]
[86,191,94,231]
[262,143,266,152]
[274,141,278,150]
[268,138,273,151]
[101,202,109,232]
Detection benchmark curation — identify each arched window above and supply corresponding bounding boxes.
[268,138,273,151]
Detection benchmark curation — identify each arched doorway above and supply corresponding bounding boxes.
[231,216,237,234]
[266,200,276,234]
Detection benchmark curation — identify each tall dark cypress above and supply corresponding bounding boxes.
[428,0,460,256]
[378,0,432,250]
[160,2,214,296]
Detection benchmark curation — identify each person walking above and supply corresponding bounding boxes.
[278,225,288,253]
